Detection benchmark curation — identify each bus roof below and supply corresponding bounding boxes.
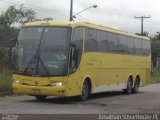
[24,21,150,41]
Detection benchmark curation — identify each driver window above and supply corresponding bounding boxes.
[70,27,84,73]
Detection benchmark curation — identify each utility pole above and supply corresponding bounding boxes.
[70,0,73,21]
[135,16,151,36]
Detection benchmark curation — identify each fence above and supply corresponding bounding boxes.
[0,88,13,97]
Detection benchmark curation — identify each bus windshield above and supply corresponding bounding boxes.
[14,27,71,76]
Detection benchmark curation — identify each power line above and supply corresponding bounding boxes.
[5,0,70,15]
[11,0,90,21]
[0,0,90,22]
[0,0,69,16]
[135,16,151,35]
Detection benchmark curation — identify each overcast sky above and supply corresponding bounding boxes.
[0,0,160,35]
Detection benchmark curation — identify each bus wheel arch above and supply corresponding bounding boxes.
[132,75,140,93]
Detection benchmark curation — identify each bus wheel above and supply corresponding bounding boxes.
[79,80,90,101]
[124,77,133,95]
[132,77,140,93]
[35,95,46,101]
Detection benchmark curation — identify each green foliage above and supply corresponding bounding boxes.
[0,68,12,89]
[43,17,53,21]
[0,5,36,27]
[0,5,36,67]
[0,5,54,91]
[35,17,53,22]
[151,68,160,84]
[151,32,160,67]
[153,32,160,40]
[135,31,149,37]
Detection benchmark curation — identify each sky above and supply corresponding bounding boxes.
[0,0,160,35]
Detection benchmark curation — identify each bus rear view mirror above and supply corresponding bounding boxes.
[9,38,17,47]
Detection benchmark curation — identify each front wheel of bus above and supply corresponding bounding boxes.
[79,80,90,101]
[35,95,46,101]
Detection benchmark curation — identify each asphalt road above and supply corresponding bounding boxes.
[0,84,160,119]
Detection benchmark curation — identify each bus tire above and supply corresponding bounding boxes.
[79,80,90,101]
[132,77,140,93]
[124,77,133,95]
[35,95,46,101]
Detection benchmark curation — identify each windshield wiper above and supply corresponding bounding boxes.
[23,27,50,76]
[36,52,50,76]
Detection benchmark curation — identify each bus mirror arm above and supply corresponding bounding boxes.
[8,38,17,68]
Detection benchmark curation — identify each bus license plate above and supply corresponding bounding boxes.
[32,89,41,93]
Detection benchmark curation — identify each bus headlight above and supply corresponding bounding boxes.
[13,80,24,85]
[50,81,66,87]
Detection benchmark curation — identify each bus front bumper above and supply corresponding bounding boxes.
[12,83,67,96]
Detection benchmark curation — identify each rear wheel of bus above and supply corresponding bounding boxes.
[123,77,133,95]
[132,76,140,93]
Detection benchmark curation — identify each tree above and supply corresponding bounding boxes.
[35,17,53,22]
[135,31,149,37]
[0,5,36,28]
[153,32,160,40]
[0,5,36,67]
[43,17,53,21]
[151,32,160,67]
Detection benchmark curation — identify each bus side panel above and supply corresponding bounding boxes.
[66,54,98,97]
[81,52,151,93]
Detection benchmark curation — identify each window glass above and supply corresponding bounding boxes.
[84,27,150,56]
[108,33,118,52]
[15,27,71,76]
[142,40,151,55]
[127,37,135,54]
[146,40,151,55]
[85,28,97,52]
[135,38,142,55]
[40,27,71,75]
[97,30,108,52]
[73,27,83,50]
[70,27,84,73]
[118,35,129,53]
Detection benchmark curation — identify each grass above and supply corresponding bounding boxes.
[151,68,160,84]
[0,67,12,90]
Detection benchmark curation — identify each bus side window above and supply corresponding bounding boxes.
[127,37,135,54]
[135,38,142,55]
[70,27,84,73]
[108,33,118,52]
[118,35,129,53]
[97,30,108,52]
[142,40,150,55]
[146,40,151,55]
[85,28,97,52]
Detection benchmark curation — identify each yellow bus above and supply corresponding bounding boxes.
[12,21,151,101]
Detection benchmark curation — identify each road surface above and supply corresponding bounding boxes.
[0,84,160,115]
